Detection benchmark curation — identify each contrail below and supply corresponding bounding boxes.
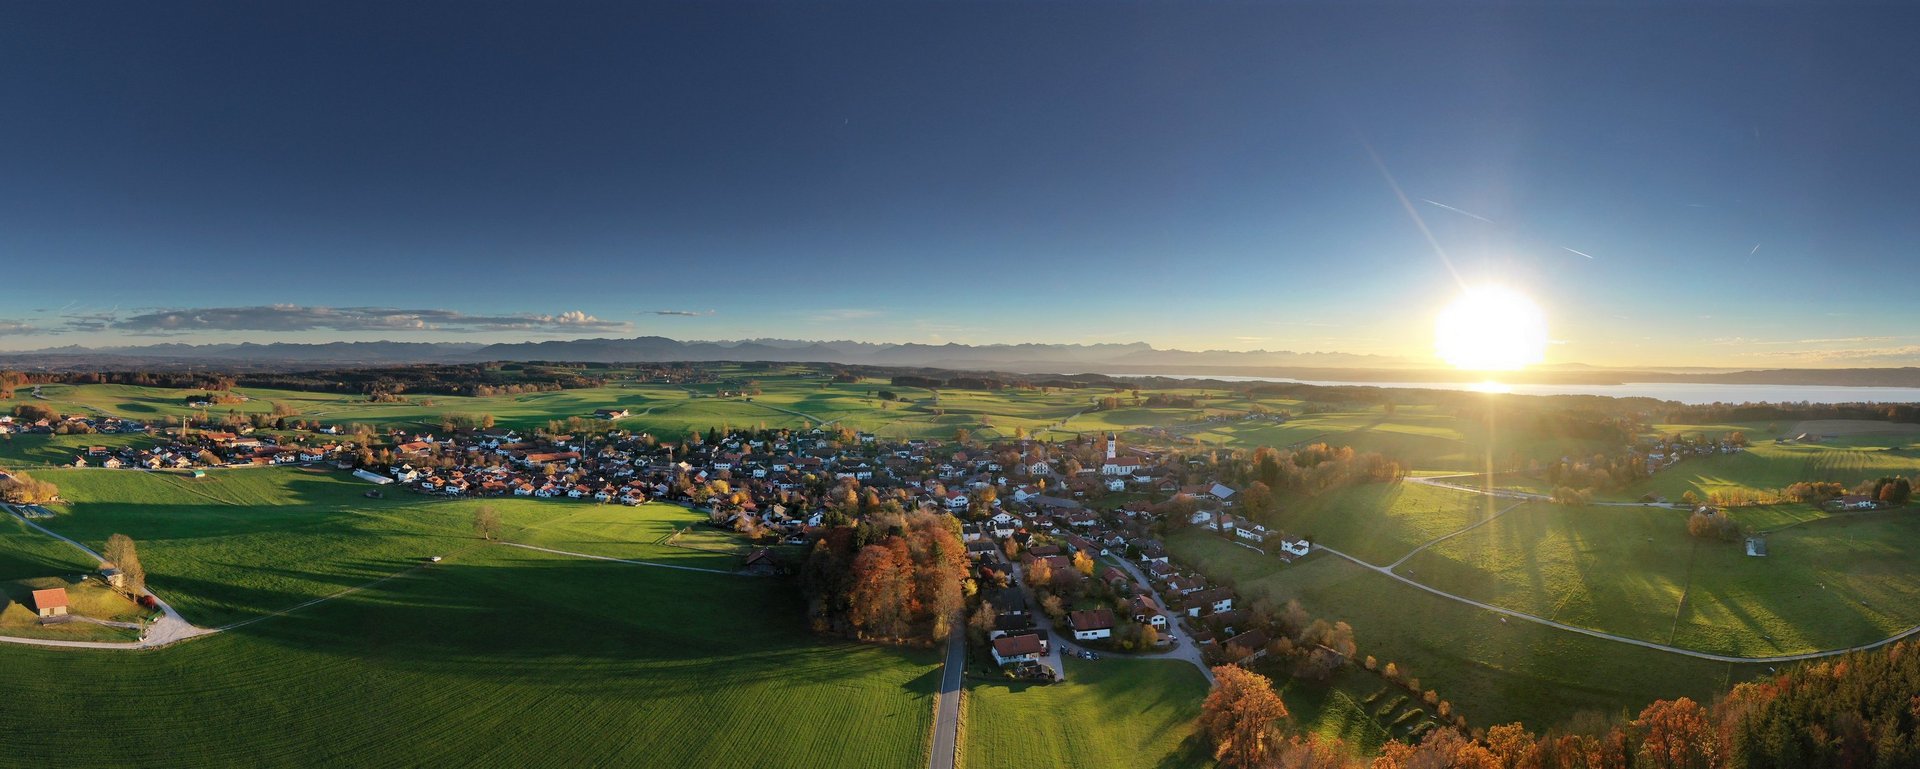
[1419,198,1494,224]
[1362,142,1465,289]
[1562,247,1595,260]
[1749,243,1761,255]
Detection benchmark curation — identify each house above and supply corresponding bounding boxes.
[1234,522,1270,543]
[1187,587,1233,617]
[991,633,1048,665]
[1069,608,1116,641]
[1223,629,1269,662]
[1130,595,1169,629]
[1279,537,1311,558]
[742,548,781,576]
[594,408,631,420]
[1838,494,1879,511]
[31,587,69,618]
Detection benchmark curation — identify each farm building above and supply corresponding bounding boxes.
[1745,537,1768,557]
[31,587,69,618]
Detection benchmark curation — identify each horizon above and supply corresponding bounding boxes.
[3,2,1917,367]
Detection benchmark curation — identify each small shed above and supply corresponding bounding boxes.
[99,563,126,588]
[1745,537,1768,557]
[742,548,781,576]
[31,587,70,617]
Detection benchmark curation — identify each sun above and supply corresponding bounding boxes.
[1435,285,1548,371]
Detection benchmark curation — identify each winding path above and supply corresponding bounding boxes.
[1306,476,1920,664]
[2,508,213,650]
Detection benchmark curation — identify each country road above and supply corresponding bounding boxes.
[928,621,964,769]
[1314,541,1920,664]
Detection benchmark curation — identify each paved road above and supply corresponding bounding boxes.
[1106,558,1216,685]
[928,622,965,769]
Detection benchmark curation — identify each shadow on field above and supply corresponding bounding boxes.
[204,551,939,698]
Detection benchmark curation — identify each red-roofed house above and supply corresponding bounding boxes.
[1069,608,1115,641]
[31,587,69,618]
[991,633,1047,665]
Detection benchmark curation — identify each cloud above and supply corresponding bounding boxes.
[647,309,714,317]
[94,305,630,335]
[0,321,39,336]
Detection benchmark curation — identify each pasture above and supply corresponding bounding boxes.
[1165,532,1765,729]
[1397,502,1920,656]
[1624,437,1920,502]
[0,467,940,768]
[1269,481,1501,566]
[0,546,939,768]
[962,657,1210,769]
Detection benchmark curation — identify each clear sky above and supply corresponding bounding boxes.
[1,2,1915,367]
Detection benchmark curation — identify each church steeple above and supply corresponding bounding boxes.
[1106,431,1117,460]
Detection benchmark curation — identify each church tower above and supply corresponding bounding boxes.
[1106,431,1117,460]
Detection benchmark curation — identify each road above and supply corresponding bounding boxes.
[928,621,964,769]
[1344,473,1920,659]
[2,508,214,649]
[1317,541,1920,663]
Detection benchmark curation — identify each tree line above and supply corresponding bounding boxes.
[1201,638,1920,767]
[800,511,968,644]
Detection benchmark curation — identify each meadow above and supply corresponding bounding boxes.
[1623,436,1920,502]
[962,657,1211,769]
[1396,502,1920,656]
[1270,481,1501,566]
[0,467,941,768]
[1165,532,1763,729]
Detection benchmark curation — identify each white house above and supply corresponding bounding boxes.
[1070,609,1115,641]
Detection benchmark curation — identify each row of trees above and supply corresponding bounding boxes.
[0,470,59,504]
[1201,640,1920,768]
[800,512,968,644]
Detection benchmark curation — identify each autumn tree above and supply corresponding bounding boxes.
[1633,697,1716,769]
[103,533,146,596]
[473,506,502,540]
[1200,665,1291,769]
[1072,550,1095,577]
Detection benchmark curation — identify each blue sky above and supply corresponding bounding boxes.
[1,2,1915,366]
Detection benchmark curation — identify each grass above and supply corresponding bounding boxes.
[1625,438,1920,502]
[1166,532,1767,729]
[1395,501,1920,655]
[0,432,161,468]
[0,465,940,768]
[1269,481,1502,566]
[0,546,940,768]
[962,657,1210,769]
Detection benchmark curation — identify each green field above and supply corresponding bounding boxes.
[0,432,161,468]
[0,467,939,768]
[963,657,1210,769]
[1166,532,1764,729]
[1624,438,1920,502]
[1397,503,1920,656]
[1268,481,1501,566]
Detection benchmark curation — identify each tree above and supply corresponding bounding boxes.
[472,506,503,541]
[1072,550,1095,577]
[103,533,146,596]
[1634,697,1716,769]
[1028,557,1052,587]
[0,471,58,504]
[1200,664,1290,769]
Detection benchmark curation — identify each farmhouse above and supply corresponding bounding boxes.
[1069,608,1116,641]
[31,587,69,618]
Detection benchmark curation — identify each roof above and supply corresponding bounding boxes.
[992,633,1045,657]
[1069,608,1116,631]
[30,587,69,610]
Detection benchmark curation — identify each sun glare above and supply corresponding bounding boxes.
[1435,285,1548,371]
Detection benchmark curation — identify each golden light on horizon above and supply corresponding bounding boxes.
[1435,285,1548,372]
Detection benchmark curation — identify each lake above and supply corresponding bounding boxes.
[1118,375,1920,405]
